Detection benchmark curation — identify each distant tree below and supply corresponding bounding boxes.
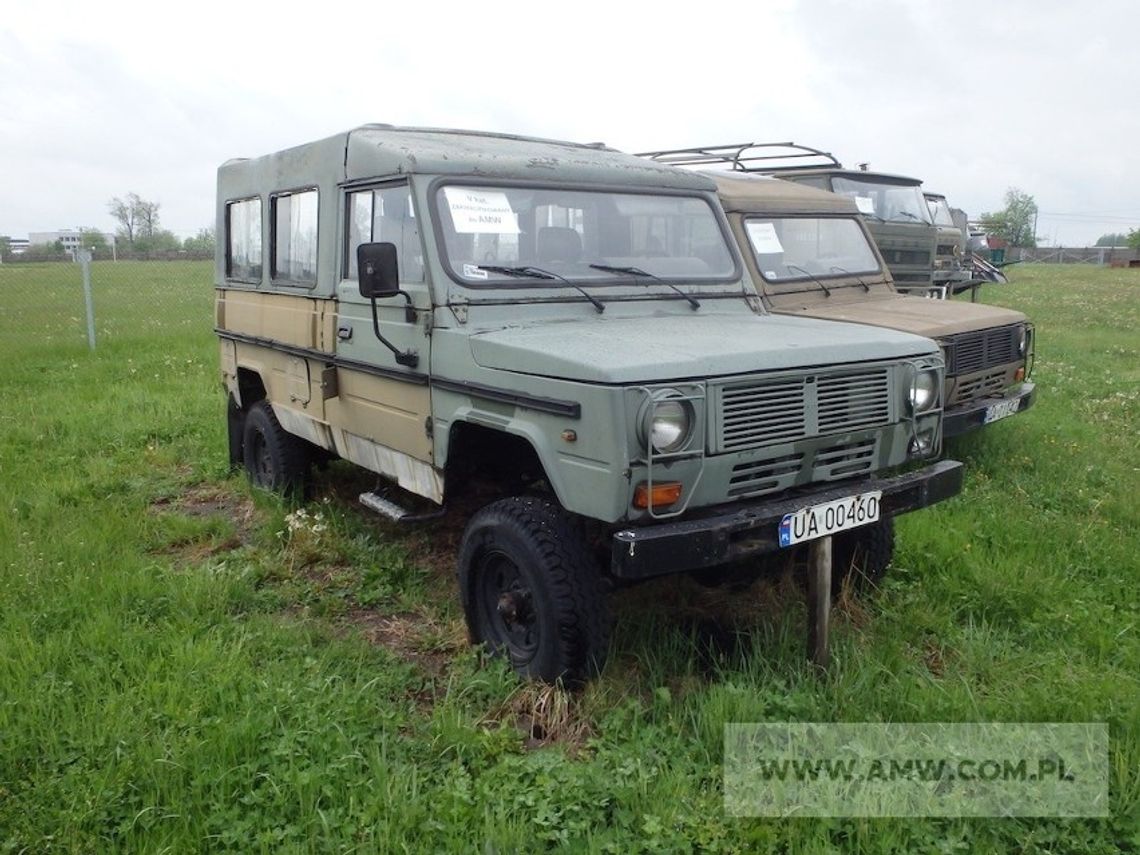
[78,229,110,253]
[133,229,181,254]
[1094,233,1128,247]
[979,188,1038,248]
[1128,228,1140,251]
[183,227,216,255]
[108,192,161,247]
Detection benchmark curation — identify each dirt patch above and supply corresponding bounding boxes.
[149,483,261,563]
[341,607,466,680]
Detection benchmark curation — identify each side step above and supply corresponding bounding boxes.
[359,491,409,522]
[359,491,447,524]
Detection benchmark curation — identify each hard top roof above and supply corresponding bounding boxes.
[704,172,860,215]
[220,124,714,192]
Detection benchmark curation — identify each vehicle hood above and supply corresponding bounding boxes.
[468,310,937,384]
[773,293,1027,339]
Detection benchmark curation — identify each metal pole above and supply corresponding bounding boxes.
[78,248,95,350]
[806,536,833,668]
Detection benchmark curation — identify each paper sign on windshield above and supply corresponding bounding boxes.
[444,187,520,234]
[746,221,784,254]
[854,195,876,215]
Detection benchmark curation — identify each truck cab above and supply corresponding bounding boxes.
[704,172,1035,438]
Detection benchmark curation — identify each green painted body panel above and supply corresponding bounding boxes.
[217,125,946,523]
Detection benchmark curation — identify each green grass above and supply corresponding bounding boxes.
[0,261,1137,852]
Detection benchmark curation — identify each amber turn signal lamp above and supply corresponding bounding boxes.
[1015,367,1026,382]
[633,481,683,509]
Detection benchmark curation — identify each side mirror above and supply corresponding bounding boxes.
[357,242,400,298]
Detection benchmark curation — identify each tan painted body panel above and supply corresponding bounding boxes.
[772,292,1026,339]
[216,289,336,353]
[218,288,436,494]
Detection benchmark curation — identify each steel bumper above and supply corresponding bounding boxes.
[610,459,963,580]
[944,382,1035,438]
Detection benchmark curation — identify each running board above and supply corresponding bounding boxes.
[359,491,447,524]
[359,491,409,521]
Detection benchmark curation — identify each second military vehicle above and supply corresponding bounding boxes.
[701,172,1035,438]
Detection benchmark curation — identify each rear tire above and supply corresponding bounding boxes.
[831,517,894,597]
[241,401,310,497]
[458,497,609,684]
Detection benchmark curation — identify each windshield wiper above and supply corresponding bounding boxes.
[588,263,700,310]
[785,263,832,297]
[890,211,921,222]
[830,265,871,292]
[478,265,604,313]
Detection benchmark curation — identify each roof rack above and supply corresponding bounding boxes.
[636,142,842,172]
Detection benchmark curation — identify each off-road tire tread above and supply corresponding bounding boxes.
[242,401,311,497]
[459,496,610,684]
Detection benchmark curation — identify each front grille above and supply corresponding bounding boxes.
[720,379,807,450]
[936,244,957,256]
[813,437,878,480]
[956,368,1007,403]
[946,326,1019,376]
[728,453,803,498]
[884,249,932,266]
[717,368,892,453]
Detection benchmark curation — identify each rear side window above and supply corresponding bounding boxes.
[272,189,318,284]
[226,198,262,281]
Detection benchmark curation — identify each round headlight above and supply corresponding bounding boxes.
[909,370,938,413]
[643,391,692,454]
[1017,326,1028,356]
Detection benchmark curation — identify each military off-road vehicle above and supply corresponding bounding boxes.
[639,143,948,296]
[216,125,962,682]
[697,172,1035,437]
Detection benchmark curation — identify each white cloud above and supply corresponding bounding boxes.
[2,0,1137,243]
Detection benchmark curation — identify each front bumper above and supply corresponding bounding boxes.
[944,382,1035,438]
[610,459,963,580]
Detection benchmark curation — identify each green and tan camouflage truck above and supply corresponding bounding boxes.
[216,125,962,682]
[639,143,946,296]
[703,172,1035,437]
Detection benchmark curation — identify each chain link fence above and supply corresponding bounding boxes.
[0,258,215,361]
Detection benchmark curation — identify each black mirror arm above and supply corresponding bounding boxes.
[369,297,419,368]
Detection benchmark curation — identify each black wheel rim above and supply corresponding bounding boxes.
[476,549,539,662]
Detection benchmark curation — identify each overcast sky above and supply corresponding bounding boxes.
[3,0,1137,246]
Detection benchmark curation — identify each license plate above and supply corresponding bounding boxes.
[778,491,881,548]
[984,398,1021,424]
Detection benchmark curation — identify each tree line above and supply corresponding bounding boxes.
[107,192,215,255]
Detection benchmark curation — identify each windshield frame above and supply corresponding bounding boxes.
[830,176,933,225]
[427,177,743,291]
[741,213,885,289]
[926,196,955,227]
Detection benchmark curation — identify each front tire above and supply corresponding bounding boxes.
[458,497,609,684]
[241,401,310,497]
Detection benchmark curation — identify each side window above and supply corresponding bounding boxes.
[225,198,262,281]
[271,189,318,284]
[345,184,425,282]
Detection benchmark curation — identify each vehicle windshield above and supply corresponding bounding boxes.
[831,177,931,224]
[926,196,955,227]
[435,185,736,286]
[744,216,881,283]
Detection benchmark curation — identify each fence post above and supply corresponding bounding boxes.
[78,249,96,350]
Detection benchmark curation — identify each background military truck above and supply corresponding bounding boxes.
[702,172,1035,438]
[638,142,945,297]
[216,125,962,683]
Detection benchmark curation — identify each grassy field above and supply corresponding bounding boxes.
[0,261,1137,852]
